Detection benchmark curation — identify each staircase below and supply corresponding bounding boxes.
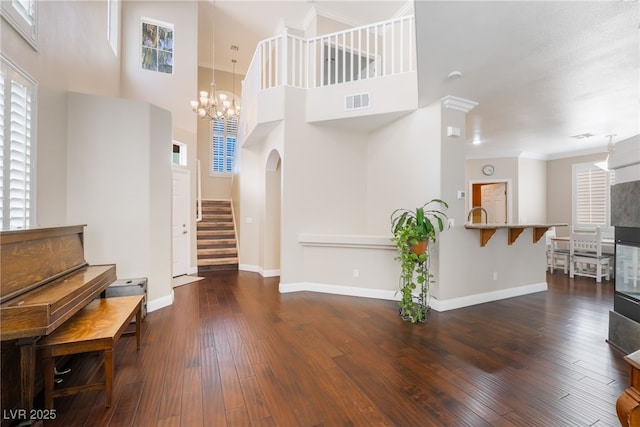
[197,200,238,273]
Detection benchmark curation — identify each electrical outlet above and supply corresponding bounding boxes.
[448,218,455,228]
[493,272,498,281]
[353,269,359,278]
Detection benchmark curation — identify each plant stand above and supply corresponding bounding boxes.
[399,302,430,323]
[397,256,432,324]
[390,199,448,324]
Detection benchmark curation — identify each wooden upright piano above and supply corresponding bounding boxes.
[0,225,116,423]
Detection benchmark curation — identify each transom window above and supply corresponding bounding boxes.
[211,117,237,175]
[1,0,38,49]
[0,55,36,229]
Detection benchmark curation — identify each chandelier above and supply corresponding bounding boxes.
[191,59,240,121]
[191,15,240,122]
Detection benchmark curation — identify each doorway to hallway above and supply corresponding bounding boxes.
[469,180,511,224]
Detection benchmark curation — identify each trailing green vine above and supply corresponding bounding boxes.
[390,199,448,323]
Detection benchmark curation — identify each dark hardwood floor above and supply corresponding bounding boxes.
[42,271,627,426]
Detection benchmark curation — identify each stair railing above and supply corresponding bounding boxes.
[196,159,202,222]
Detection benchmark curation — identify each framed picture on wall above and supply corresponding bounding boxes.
[141,18,173,74]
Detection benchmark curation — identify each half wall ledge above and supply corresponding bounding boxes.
[464,223,568,247]
[297,234,395,250]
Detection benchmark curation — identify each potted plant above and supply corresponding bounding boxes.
[390,199,448,323]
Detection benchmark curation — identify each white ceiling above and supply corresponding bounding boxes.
[201,0,640,160]
[200,0,408,72]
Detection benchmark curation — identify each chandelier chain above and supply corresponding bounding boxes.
[190,14,240,122]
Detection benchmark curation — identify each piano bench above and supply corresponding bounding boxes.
[37,295,144,409]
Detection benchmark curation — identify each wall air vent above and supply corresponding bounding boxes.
[345,93,370,111]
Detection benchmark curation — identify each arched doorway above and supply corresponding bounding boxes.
[264,150,282,275]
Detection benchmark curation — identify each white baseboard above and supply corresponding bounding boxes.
[261,268,281,277]
[239,264,259,273]
[278,281,548,312]
[147,290,175,313]
[239,264,280,278]
[431,282,548,312]
[279,282,398,301]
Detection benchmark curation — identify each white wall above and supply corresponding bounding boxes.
[239,85,549,309]
[466,157,519,222]
[3,0,200,280]
[281,88,370,285]
[120,1,197,135]
[518,157,547,224]
[306,72,418,123]
[264,151,282,272]
[66,93,173,306]
[239,87,395,288]
[120,1,199,271]
[547,152,607,237]
[610,134,640,184]
[278,86,401,293]
[238,121,284,272]
[1,0,121,226]
[439,225,547,305]
[195,66,246,200]
[366,103,442,234]
[465,155,547,224]
[439,109,547,306]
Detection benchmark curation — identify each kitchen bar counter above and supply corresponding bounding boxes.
[464,223,568,247]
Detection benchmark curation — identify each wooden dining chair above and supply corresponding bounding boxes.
[569,228,613,283]
[546,227,569,274]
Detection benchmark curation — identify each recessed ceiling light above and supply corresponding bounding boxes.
[448,71,462,80]
[570,133,594,140]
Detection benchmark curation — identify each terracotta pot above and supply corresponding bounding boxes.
[411,240,428,255]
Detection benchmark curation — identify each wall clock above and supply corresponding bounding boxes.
[482,164,495,176]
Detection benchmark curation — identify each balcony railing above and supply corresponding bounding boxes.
[238,15,416,142]
[245,15,415,93]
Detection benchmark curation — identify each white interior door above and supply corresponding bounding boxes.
[481,183,507,224]
[172,168,190,277]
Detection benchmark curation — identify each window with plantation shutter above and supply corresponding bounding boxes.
[572,162,613,230]
[1,55,36,229]
[211,117,237,175]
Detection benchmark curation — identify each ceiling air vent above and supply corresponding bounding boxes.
[570,133,594,140]
[345,93,370,111]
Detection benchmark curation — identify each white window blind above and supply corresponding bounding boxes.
[211,117,237,174]
[1,56,36,229]
[572,162,613,229]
